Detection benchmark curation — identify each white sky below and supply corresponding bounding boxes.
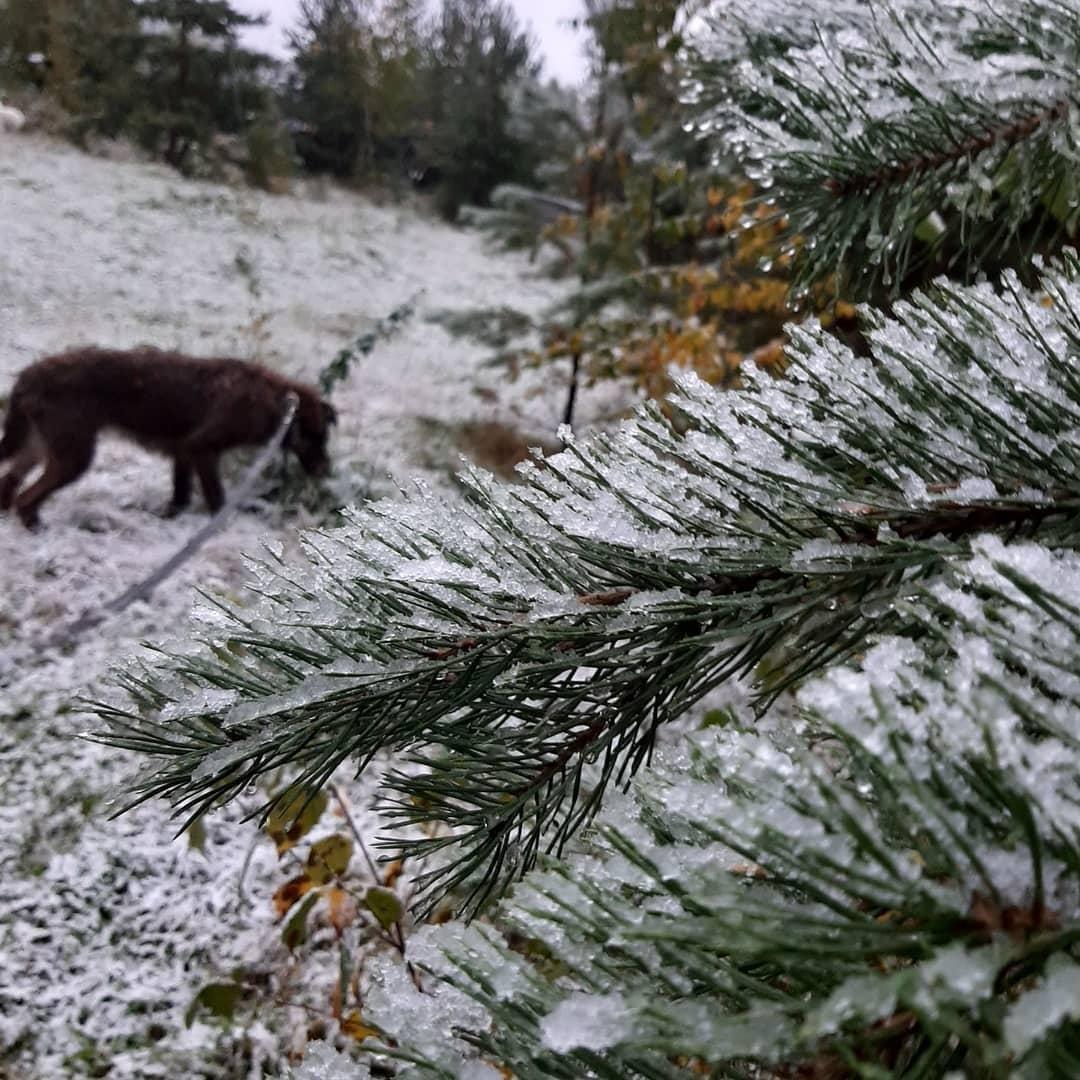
[232,0,590,86]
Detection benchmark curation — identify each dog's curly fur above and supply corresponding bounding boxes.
[0,347,335,528]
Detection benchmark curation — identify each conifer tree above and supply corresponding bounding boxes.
[0,0,43,86]
[286,0,377,177]
[133,0,272,170]
[0,0,143,135]
[369,0,425,173]
[418,0,538,217]
[0,0,272,160]
[99,0,1080,1074]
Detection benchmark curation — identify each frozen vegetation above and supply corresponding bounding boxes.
[97,253,1080,1078]
[6,0,1080,1073]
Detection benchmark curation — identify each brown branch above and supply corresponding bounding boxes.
[425,637,479,661]
[517,715,610,799]
[964,890,1060,945]
[330,783,423,991]
[578,587,635,606]
[823,100,1069,198]
[867,501,1067,542]
[330,783,381,881]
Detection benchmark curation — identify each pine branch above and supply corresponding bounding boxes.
[353,537,1080,1077]
[688,0,1080,298]
[823,99,1070,198]
[93,255,1080,915]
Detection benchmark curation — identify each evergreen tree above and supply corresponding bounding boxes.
[0,0,143,135]
[0,0,42,87]
[285,0,427,181]
[283,0,544,193]
[132,0,272,170]
[369,0,425,176]
[0,0,274,162]
[418,0,539,218]
[286,0,377,177]
[99,0,1080,1074]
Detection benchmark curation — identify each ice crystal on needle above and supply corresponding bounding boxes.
[98,253,1080,923]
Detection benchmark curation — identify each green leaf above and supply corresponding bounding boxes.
[282,892,321,952]
[1041,175,1080,229]
[365,886,403,929]
[184,982,244,1028]
[187,815,207,854]
[701,707,737,729]
[308,834,353,883]
[267,787,328,854]
[914,211,946,243]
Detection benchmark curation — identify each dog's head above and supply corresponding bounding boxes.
[287,392,337,477]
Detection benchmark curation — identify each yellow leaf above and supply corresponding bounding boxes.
[326,886,358,935]
[341,1011,381,1043]
[381,858,405,888]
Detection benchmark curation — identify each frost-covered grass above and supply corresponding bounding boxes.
[0,135,622,1078]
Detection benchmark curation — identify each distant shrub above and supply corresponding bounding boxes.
[245,114,296,194]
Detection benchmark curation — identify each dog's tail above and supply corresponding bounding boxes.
[0,394,29,463]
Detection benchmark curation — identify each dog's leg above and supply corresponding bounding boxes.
[193,453,225,514]
[167,457,193,517]
[0,436,43,511]
[13,435,95,529]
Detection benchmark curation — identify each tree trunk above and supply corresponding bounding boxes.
[166,15,191,167]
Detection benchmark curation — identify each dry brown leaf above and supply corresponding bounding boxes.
[273,873,316,919]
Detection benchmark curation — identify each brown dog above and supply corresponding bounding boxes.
[0,347,336,528]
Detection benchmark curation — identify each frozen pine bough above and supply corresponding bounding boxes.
[103,254,1080,1075]
[686,0,1080,300]
[318,536,1080,1077]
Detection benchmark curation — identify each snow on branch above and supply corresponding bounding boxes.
[687,0,1080,297]
[340,540,1080,1077]
[94,253,1080,917]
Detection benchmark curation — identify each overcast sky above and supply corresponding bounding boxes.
[232,0,590,86]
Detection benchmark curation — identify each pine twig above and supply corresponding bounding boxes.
[824,100,1070,197]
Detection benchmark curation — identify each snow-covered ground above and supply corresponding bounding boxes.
[0,135,621,1078]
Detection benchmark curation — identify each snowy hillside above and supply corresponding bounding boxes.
[0,135,614,1078]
